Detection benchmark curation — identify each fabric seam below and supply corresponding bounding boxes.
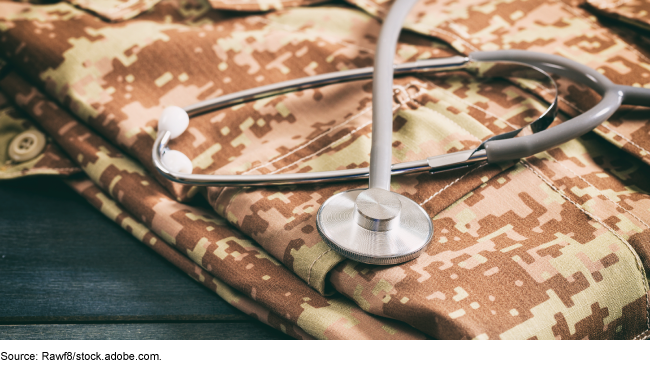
[521,160,650,337]
[216,82,418,208]
[306,248,332,286]
[429,1,650,160]
[446,82,650,231]
[542,151,650,230]
[556,94,650,157]
[419,163,483,206]
[633,328,650,340]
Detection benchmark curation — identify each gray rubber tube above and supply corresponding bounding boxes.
[370,0,421,190]
[619,85,650,106]
[471,50,625,162]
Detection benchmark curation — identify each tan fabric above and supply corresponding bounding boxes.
[208,0,329,12]
[0,70,427,340]
[65,0,162,21]
[0,86,80,179]
[66,175,317,339]
[63,0,330,21]
[1,0,649,339]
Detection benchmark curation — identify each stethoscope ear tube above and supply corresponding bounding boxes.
[484,88,622,162]
[471,50,624,163]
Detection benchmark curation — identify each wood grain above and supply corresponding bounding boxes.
[0,176,290,339]
[0,322,290,340]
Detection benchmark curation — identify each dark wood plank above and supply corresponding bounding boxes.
[0,177,263,328]
[0,322,291,340]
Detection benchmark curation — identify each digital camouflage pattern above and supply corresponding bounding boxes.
[0,0,649,339]
[347,0,650,170]
[65,176,317,340]
[0,85,79,179]
[65,0,329,21]
[1,71,426,340]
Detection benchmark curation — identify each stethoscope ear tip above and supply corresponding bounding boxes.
[161,149,193,174]
[157,106,193,174]
[316,188,433,265]
[158,106,189,140]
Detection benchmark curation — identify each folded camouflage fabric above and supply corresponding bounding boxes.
[1,0,649,339]
[0,89,80,179]
[64,0,329,22]
[1,70,427,340]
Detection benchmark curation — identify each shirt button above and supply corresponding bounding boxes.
[8,129,47,163]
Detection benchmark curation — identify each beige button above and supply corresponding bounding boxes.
[8,129,46,163]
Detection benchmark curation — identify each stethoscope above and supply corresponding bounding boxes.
[153,0,650,265]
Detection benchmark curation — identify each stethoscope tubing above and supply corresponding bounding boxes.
[183,56,469,117]
[153,50,650,187]
[470,50,643,163]
[153,128,486,186]
[153,55,479,186]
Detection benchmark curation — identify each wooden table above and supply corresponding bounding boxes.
[0,176,291,340]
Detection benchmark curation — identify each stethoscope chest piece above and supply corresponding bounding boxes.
[316,188,433,265]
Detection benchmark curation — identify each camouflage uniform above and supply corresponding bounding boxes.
[0,0,649,339]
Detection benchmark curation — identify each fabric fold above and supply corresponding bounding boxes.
[64,0,162,22]
[344,0,650,169]
[0,88,80,179]
[0,70,427,340]
[65,175,314,340]
[3,0,650,339]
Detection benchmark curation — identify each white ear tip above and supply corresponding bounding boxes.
[158,106,189,139]
[162,150,193,174]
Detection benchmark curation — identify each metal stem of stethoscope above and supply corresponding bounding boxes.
[151,0,559,265]
[316,0,437,265]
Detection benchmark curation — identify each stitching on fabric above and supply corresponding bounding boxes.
[270,107,385,174]
[306,247,332,286]
[634,328,650,340]
[547,152,650,230]
[270,89,427,175]
[244,80,417,177]
[430,0,650,159]
[303,87,431,284]
[556,94,650,157]
[419,164,482,206]
[249,106,374,174]
[430,70,553,130]
[446,85,650,230]
[599,122,650,156]
[215,84,420,212]
[448,71,650,333]
[522,160,650,335]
